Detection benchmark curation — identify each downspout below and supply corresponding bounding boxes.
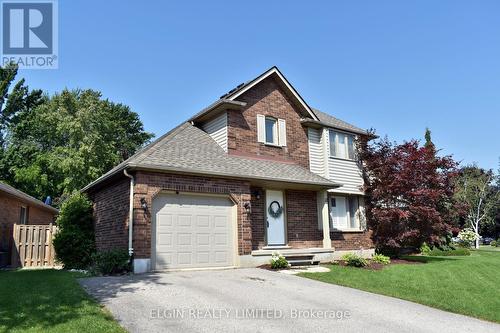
[123,169,134,257]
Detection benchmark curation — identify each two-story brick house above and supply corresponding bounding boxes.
[83,67,374,273]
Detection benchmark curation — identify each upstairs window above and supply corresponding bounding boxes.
[265,117,278,145]
[329,130,356,160]
[257,115,287,147]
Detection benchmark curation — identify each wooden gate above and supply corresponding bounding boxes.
[11,224,58,268]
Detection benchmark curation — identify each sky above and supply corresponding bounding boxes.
[19,0,500,170]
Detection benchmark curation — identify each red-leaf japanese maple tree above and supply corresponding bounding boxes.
[358,131,458,256]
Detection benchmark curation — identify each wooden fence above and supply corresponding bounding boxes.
[11,224,58,268]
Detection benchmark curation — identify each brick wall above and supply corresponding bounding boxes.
[133,171,252,258]
[0,193,56,265]
[286,190,323,248]
[0,193,55,226]
[331,230,373,250]
[89,172,374,261]
[250,187,265,250]
[227,77,310,168]
[90,178,130,252]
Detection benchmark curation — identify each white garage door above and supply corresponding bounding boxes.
[153,193,235,270]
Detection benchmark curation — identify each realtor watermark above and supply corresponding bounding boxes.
[1,0,58,69]
[150,308,352,321]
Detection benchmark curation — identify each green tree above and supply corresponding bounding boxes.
[454,165,500,247]
[0,63,43,178]
[424,127,434,149]
[3,89,153,200]
[52,192,95,269]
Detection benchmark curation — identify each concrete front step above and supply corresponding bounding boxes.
[287,259,320,266]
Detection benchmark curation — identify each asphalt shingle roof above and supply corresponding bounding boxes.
[83,123,338,191]
[311,108,368,135]
[0,182,58,213]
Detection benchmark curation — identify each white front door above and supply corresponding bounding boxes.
[266,190,286,245]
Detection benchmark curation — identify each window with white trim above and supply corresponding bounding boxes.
[329,195,361,230]
[329,130,356,160]
[265,117,278,145]
[257,115,287,146]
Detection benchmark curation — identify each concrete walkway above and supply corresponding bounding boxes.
[80,268,500,333]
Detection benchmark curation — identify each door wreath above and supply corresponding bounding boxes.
[268,200,283,218]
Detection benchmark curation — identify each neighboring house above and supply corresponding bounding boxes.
[0,182,58,266]
[83,67,374,273]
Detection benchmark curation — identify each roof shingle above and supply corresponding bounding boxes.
[83,123,338,191]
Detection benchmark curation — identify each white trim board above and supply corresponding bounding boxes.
[226,67,319,121]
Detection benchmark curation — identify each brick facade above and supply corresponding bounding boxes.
[88,75,373,266]
[89,172,373,261]
[227,77,310,168]
[331,230,373,250]
[132,171,252,258]
[0,192,57,265]
[0,193,56,226]
[91,178,130,252]
[286,190,323,248]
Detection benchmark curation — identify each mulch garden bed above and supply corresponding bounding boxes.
[337,258,424,271]
[259,258,424,271]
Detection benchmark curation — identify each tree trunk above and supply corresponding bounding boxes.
[475,237,479,249]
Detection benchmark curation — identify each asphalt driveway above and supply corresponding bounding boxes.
[79,268,499,333]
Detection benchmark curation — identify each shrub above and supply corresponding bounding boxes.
[490,240,497,247]
[420,242,431,255]
[372,253,391,265]
[91,249,131,275]
[457,228,478,248]
[53,192,95,269]
[270,252,288,269]
[427,248,471,256]
[341,253,368,267]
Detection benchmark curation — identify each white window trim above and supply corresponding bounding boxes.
[329,129,357,161]
[328,195,362,231]
[258,115,286,147]
[265,117,278,145]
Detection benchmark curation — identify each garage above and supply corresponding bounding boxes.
[152,193,236,270]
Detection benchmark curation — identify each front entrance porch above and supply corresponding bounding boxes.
[239,188,334,267]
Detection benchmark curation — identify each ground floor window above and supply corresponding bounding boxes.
[329,195,363,230]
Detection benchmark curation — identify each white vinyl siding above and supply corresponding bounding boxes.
[307,127,364,194]
[201,112,228,151]
[328,158,364,194]
[308,128,325,176]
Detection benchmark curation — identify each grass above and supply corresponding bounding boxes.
[300,250,500,323]
[0,269,125,333]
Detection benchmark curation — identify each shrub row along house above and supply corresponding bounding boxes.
[83,67,374,273]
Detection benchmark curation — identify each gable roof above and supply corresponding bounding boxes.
[194,66,319,122]
[82,123,339,192]
[0,182,58,214]
[82,66,371,192]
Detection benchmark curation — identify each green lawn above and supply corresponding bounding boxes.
[0,269,125,333]
[300,250,500,323]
